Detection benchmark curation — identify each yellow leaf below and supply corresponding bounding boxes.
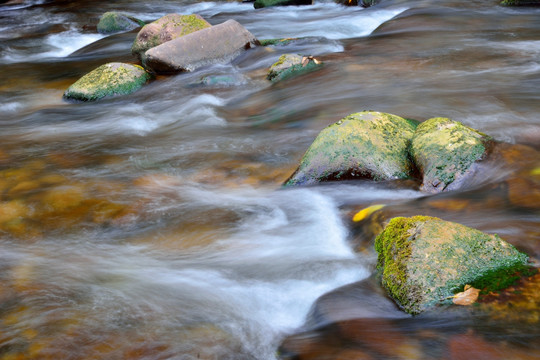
[531,167,540,176]
[452,285,480,306]
[352,204,385,222]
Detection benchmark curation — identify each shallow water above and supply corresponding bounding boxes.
[0,0,539,359]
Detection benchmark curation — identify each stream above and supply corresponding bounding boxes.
[0,0,539,359]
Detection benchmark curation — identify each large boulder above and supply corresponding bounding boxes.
[254,0,312,9]
[284,111,418,186]
[144,19,258,73]
[411,117,492,193]
[63,63,151,101]
[375,216,529,315]
[267,54,322,82]
[131,14,211,61]
[96,11,144,34]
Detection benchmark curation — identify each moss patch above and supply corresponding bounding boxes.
[267,54,322,82]
[411,117,491,193]
[284,111,418,186]
[63,63,151,101]
[375,216,529,315]
[132,14,211,58]
[97,12,144,34]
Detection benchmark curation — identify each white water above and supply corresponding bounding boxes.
[1,187,368,359]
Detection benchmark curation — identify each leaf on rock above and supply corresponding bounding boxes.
[453,285,480,306]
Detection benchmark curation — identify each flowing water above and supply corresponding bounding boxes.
[0,0,539,359]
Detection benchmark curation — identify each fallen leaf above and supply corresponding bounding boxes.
[352,204,385,222]
[453,285,480,306]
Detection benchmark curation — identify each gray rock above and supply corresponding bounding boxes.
[144,19,258,73]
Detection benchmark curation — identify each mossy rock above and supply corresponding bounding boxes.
[254,0,312,8]
[131,14,211,60]
[259,38,299,46]
[284,111,419,186]
[63,63,151,102]
[500,0,540,6]
[96,11,145,34]
[267,54,322,82]
[411,117,491,193]
[375,216,529,315]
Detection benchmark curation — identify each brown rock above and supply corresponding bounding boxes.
[144,19,258,73]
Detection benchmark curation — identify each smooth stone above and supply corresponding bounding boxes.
[131,14,211,60]
[144,20,258,73]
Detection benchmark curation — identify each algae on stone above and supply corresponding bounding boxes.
[97,11,144,34]
[411,117,491,193]
[375,216,529,315]
[267,54,322,82]
[284,111,419,186]
[131,14,211,60]
[63,63,151,101]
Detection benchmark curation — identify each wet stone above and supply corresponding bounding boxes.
[267,53,323,82]
[63,63,151,102]
[131,14,211,60]
[375,216,530,315]
[254,0,312,8]
[97,11,144,34]
[284,111,418,186]
[411,117,491,193]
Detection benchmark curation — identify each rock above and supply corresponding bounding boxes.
[375,216,529,315]
[254,0,312,9]
[284,111,419,186]
[267,54,322,82]
[410,117,492,193]
[96,11,144,34]
[500,0,540,5]
[360,0,380,7]
[63,63,151,101]
[259,38,299,46]
[144,20,258,73]
[131,14,211,60]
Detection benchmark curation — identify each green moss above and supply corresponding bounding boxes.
[259,38,298,46]
[132,14,210,57]
[64,63,151,102]
[97,12,144,34]
[500,0,540,5]
[375,216,530,314]
[284,111,418,186]
[411,117,491,192]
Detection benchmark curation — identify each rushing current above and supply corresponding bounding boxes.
[0,0,539,359]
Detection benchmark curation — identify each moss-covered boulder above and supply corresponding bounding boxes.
[284,111,418,186]
[254,0,312,9]
[131,14,211,61]
[411,117,492,193]
[267,54,322,82]
[63,63,151,102]
[375,216,529,315]
[96,11,145,34]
